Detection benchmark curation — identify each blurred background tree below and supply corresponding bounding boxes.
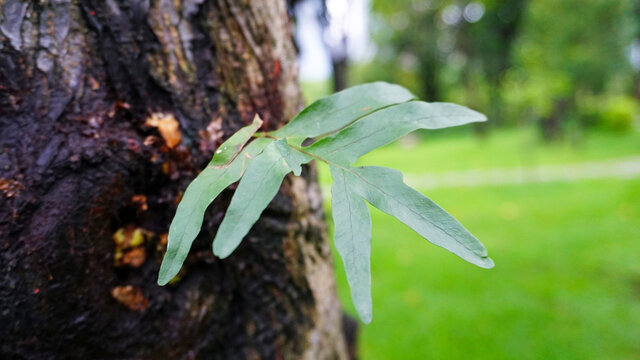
[309,0,639,139]
[505,0,636,138]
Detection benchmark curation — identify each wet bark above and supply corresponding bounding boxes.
[0,0,348,359]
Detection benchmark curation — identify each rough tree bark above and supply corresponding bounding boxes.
[0,0,349,359]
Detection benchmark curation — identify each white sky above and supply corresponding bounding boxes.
[295,0,373,81]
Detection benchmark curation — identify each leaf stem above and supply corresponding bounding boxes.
[287,143,353,173]
[253,132,280,140]
[254,132,357,177]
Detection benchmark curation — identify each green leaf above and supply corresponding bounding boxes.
[212,139,311,258]
[157,134,271,286]
[270,82,415,139]
[306,101,486,165]
[343,165,494,269]
[330,165,373,323]
[209,115,263,166]
[159,82,494,326]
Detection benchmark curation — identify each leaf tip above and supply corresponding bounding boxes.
[360,311,373,324]
[479,256,495,269]
[468,108,488,123]
[157,263,176,286]
[157,269,171,286]
[354,299,373,324]
[213,241,233,259]
[252,113,264,128]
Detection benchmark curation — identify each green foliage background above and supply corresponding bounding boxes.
[350,0,639,135]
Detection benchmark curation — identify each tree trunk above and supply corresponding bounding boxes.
[420,58,439,102]
[0,1,349,359]
[540,98,568,141]
[332,56,347,92]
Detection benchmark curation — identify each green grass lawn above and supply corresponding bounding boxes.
[316,127,640,184]
[314,129,640,359]
[356,127,640,172]
[328,179,640,359]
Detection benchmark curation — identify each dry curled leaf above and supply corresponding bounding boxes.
[111,285,148,311]
[0,178,23,198]
[122,247,146,267]
[145,112,181,149]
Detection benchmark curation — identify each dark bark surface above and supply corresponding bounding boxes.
[0,1,347,359]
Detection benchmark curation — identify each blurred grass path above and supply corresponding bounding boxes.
[403,155,640,189]
[320,156,640,195]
